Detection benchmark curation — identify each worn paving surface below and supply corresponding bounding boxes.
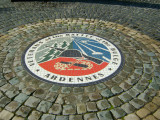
[0,0,160,120]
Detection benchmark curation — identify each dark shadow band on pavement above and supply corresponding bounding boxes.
[11,0,160,9]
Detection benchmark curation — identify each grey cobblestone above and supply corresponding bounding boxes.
[96,83,106,90]
[0,110,14,120]
[55,115,69,120]
[88,93,102,101]
[111,107,126,119]
[97,99,111,110]
[84,113,98,120]
[5,89,19,98]
[49,104,62,115]
[77,103,86,114]
[63,104,76,115]
[100,88,113,97]
[16,105,31,117]
[118,92,133,102]
[37,100,52,113]
[5,101,21,112]
[25,96,41,108]
[108,96,123,107]
[129,99,145,109]
[86,102,98,112]
[0,97,11,107]
[121,103,136,114]
[33,89,47,99]
[61,87,72,94]
[41,114,55,120]
[28,111,42,120]
[97,110,112,120]
[14,93,29,103]
[69,115,83,120]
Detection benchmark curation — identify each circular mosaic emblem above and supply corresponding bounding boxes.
[22,33,124,86]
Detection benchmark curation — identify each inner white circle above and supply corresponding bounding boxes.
[23,33,123,85]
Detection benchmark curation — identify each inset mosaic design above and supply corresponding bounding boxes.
[22,33,124,86]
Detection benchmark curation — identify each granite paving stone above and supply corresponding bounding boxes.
[97,99,111,110]
[0,83,12,92]
[153,108,160,119]
[124,113,140,120]
[111,86,123,94]
[0,91,3,98]
[63,104,76,115]
[152,96,160,106]
[121,103,136,114]
[0,96,11,107]
[55,94,65,104]
[108,96,123,107]
[61,87,72,94]
[0,79,7,87]
[49,104,62,115]
[28,110,42,120]
[33,88,47,99]
[0,110,14,120]
[14,93,29,103]
[49,85,61,93]
[86,102,98,112]
[144,102,158,112]
[16,105,31,117]
[129,99,145,109]
[5,101,21,112]
[88,93,102,101]
[9,77,20,85]
[119,82,132,91]
[77,103,86,114]
[64,95,77,105]
[5,89,19,98]
[22,87,35,95]
[84,113,99,120]
[84,86,96,92]
[118,92,132,102]
[100,88,113,97]
[73,87,84,94]
[133,84,147,93]
[41,114,56,120]
[55,115,69,120]
[136,108,151,118]
[138,93,151,102]
[97,110,112,120]
[143,115,157,120]
[96,83,106,90]
[111,107,126,119]
[69,115,83,120]
[25,96,41,108]
[127,88,140,98]
[12,116,25,120]
[37,100,52,113]
[44,92,58,102]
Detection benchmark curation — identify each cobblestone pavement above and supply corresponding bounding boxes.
[0,0,160,120]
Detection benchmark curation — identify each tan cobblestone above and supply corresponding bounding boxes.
[152,97,160,106]
[0,110,14,120]
[157,91,160,97]
[144,102,158,112]
[153,109,160,119]
[136,108,151,118]
[143,115,157,120]
[124,113,140,120]
[12,116,24,120]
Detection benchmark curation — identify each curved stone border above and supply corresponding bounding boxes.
[0,18,160,120]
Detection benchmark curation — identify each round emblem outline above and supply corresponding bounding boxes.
[21,33,125,87]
